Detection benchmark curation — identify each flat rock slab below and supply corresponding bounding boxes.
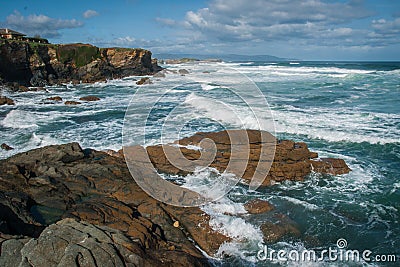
[146,129,351,186]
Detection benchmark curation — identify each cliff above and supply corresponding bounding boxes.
[0,40,162,88]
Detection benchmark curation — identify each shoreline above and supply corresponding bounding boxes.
[0,129,350,266]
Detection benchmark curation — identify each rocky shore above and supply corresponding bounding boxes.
[0,40,161,89]
[0,130,350,266]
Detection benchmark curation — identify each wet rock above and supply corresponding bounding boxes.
[45,96,62,102]
[153,70,167,78]
[1,143,13,151]
[310,158,351,175]
[0,96,14,105]
[178,69,190,75]
[79,95,100,101]
[18,85,29,91]
[64,100,81,105]
[136,77,152,85]
[147,130,350,186]
[0,218,205,267]
[260,214,301,243]
[0,143,223,265]
[244,199,274,214]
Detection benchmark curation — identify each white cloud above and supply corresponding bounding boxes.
[5,11,83,38]
[155,17,177,26]
[372,18,400,35]
[83,10,99,19]
[180,0,371,44]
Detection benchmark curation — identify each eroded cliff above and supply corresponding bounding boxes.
[0,40,161,87]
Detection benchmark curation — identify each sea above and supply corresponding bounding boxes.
[1,61,399,266]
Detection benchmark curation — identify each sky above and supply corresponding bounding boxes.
[0,0,399,61]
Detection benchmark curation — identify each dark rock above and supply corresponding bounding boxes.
[79,95,100,101]
[153,70,166,78]
[0,218,206,267]
[0,142,223,265]
[0,96,14,105]
[64,101,81,105]
[45,96,62,101]
[1,143,13,151]
[136,77,151,85]
[18,85,29,91]
[260,214,301,243]
[244,199,274,214]
[178,69,190,75]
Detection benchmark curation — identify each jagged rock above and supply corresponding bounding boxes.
[244,199,274,214]
[79,95,100,101]
[0,40,162,87]
[45,96,62,101]
[0,143,225,265]
[0,218,206,267]
[1,143,13,151]
[178,69,190,75]
[136,77,151,85]
[0,96,14,105]
[146,130,350,186]
[260,214,301,243]
[64,101,81,105]
[153,70,167,78]
[310,158,351,175]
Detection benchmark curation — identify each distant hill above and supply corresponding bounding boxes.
[154,53,291,62]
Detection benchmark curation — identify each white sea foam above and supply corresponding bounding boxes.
[200,83,221,91]
[183,92,273,131]
[272,105,400,144]
[1,110,39,129]
[204,205,262,241]
[280,196,320,211]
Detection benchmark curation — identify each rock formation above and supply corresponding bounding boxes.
[0,143,225,266]
[0,96,14,105]
[146,129,350,186]
[79,95,100,101]
[0,130,351,265]
[0,40,162,88]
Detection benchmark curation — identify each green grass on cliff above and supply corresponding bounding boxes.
[56,44,101,67]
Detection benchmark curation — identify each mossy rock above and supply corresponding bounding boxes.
[57,44,101,67]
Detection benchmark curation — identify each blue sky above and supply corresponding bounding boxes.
[1,0,399,60]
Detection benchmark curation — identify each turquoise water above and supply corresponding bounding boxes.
[1,61,399,266]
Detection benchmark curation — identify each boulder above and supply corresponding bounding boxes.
[136,77,151,85]
[64,101,81,105]
[1,143,13,151]
[178,69,190,75]
[45,96,62,102]
[244,199,274,214]
[79,95,100,101]
[153,70,167,78]
[310,158,351,175]
[260,214,301,243]
[0,96,14,105]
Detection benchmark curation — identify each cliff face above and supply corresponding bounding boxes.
[0,40,161,87]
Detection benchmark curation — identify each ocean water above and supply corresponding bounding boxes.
[1,61,399,266]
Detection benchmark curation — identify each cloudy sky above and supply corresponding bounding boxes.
[1,0,399,60]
